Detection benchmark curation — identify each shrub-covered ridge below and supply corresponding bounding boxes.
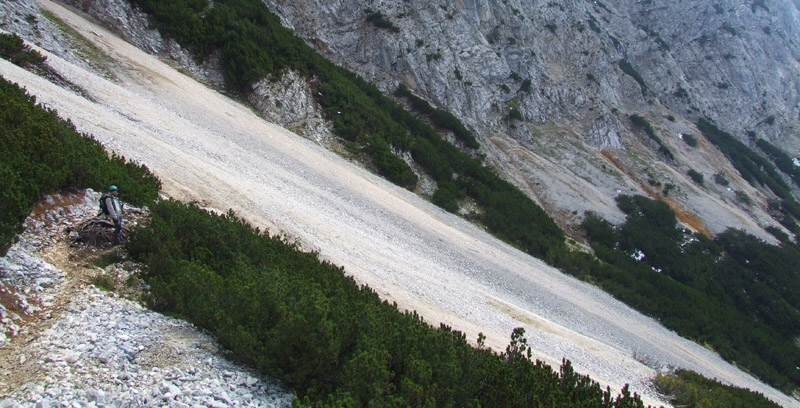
[127,199,646,407]
[582,195,800,394]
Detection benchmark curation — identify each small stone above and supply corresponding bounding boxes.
[86,388,106,403]
[35,398,54,408]
[206,400,227,408]
[159,380,180,397]
[64,352,80,364]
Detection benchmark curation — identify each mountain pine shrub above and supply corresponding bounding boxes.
[128,200,646,407]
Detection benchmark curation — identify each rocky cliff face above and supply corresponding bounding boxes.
[267,0,800,147]
[265,0,800,238]
[5,0,798,240]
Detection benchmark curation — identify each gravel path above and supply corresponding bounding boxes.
[1,1,797,406]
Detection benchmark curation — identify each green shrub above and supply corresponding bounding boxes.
[618,59,648,94]
[0,32,47,69]
[681,133,698,147]
[369,146,418,189]
[425,51,442,62]
[756,138,800,187]
[92,252,124,268]
[640,25,670,51]
[520,78,532,92]
[90,273,117,292]
[588,16,602,33]
[697,118,791,200]
[432,180,462,213]
[486,27,501,44]
[687,168,704,184]
[722,22,738,36]
[582,195,800,393]
[714,172,729,186]
[654,369,780,408]
[736,190,752,205]
[394,84,480,149]
[364,9,399,32]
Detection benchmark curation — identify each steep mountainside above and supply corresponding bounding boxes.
[17,0,799,239]
[2,0,800,405]
[266,0,800,238]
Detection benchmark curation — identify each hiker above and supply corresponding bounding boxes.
[101,185,124,243]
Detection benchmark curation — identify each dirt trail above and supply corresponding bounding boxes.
[1,1,797,406]
[0,192,125,395]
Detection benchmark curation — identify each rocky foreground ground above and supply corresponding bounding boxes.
[0,190,294,407]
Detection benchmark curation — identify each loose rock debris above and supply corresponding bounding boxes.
[0,190,294,406]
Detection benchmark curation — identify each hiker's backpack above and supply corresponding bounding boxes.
[99,194,111,215]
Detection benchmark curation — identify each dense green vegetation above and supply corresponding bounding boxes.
[126,200,645,407]
[654,369,780,408]
[128,0,568,263]
[0,36,160,255]
[687,168,704,185]
[582,195,800,393]
[681,133,698,147]
[697,118,791,199]
[714,172,730,186]
[0,32,46,69]
[364,9,399,32]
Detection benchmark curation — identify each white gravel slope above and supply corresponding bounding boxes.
[1,1,797,406]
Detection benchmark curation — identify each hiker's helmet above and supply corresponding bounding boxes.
[109,185,118,192]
